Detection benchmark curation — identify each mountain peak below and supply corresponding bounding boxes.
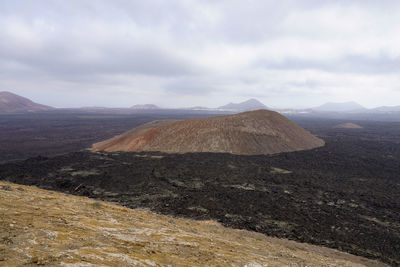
[0,91,54,113]
[242,98,264,105]
[218,98,267,111]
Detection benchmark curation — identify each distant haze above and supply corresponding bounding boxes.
[1,1,400,108]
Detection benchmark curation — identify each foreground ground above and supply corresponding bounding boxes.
[0,181,385,267]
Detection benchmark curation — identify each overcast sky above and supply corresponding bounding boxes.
[1,0,400,108]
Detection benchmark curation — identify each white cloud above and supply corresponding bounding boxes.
[1,0,400,108]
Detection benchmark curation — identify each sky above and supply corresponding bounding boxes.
[1,0,400,108]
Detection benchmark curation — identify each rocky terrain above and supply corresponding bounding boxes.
[2,128,400,265]
[1,113,400,265]
[0,91,53,113]
[0,181,385,266]
[92,110,325,155]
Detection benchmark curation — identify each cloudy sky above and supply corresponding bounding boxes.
[1,0,400,108]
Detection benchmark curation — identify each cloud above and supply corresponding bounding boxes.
[164,78,216,95]
[0,16,200,82]
[254,54,400,74]
[1,0,400,108]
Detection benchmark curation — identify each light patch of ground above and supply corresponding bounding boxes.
[0,181,386,267]
[167,178,204,189]
[134,154,164,159]
[359,215,398,228]
[230,183,256,191]
[335,123,363,129]
[270,167,292,174]
[70,169,100,177]
[187,206,208,213]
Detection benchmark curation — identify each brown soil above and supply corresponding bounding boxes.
[0,181,385,267]
[92,110,325,155]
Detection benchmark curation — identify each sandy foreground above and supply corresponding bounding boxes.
[0,181,385,267]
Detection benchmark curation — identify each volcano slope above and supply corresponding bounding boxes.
[0,91,53,113]
[91,109,325,155]
[0,181,384,266]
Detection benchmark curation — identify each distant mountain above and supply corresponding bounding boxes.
[131,104,160,110]
[372,106,400,113]
[78,106,110,110]
[313,102,366,113]
[179,106,212,111]
[0,91,54,113]
[218,99,268,111]
[277,108,313,115]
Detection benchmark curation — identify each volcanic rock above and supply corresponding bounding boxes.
[92,109,325,155]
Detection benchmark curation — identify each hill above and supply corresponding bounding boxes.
[335,122,363,129]
[0,181,384,266]
[218,98,267,111]
[313,102,366,112]
[0,91,53,113]
[92,110,325,155]
[131,104,160,110]
[372,106,400,113]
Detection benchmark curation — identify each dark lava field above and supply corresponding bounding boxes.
[0,111,222,163]
[1,114,400,265]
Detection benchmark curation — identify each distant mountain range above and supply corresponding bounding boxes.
[372,106,400,113]
[2,91,400,116]
[0,91,54,113]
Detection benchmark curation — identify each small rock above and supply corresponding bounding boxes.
[337,199,346,205]
[1,185,12,191]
